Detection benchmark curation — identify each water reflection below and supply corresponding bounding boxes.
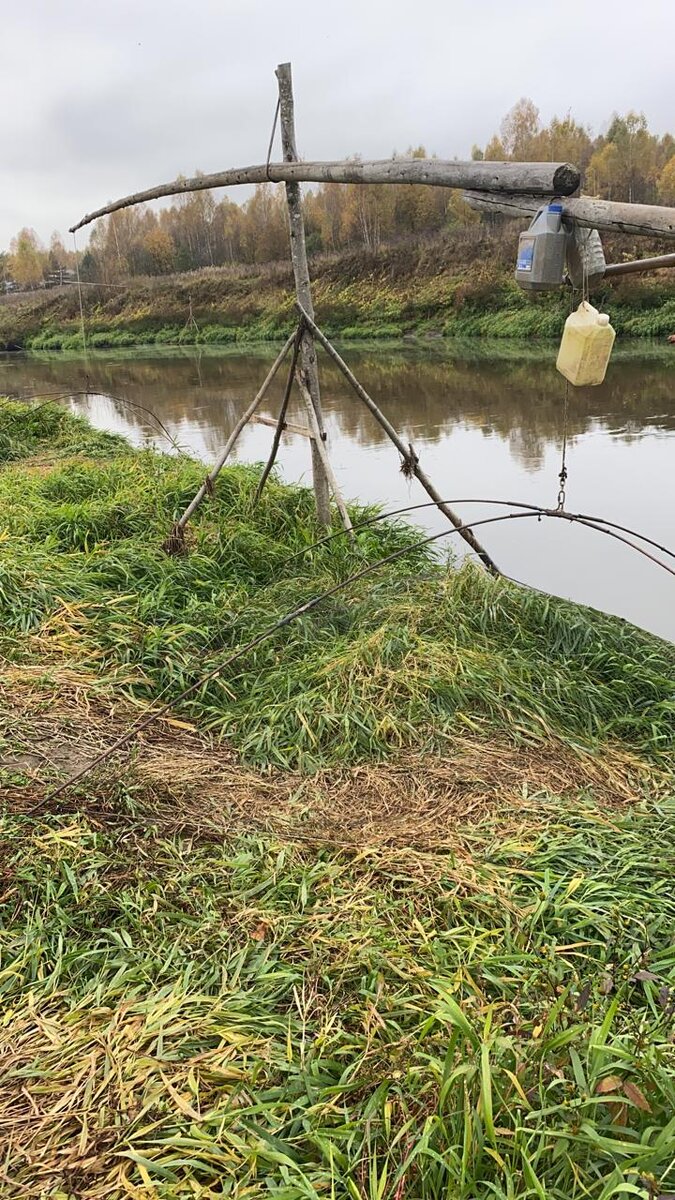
[1,344,674,640]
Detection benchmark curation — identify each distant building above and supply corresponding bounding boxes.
[46,268,78,288]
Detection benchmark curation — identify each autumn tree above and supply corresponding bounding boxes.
[658,155,675,205]
[10,228,45,289]
[48,232,74,274]
[10,105,673,281]
[501,98,540,159]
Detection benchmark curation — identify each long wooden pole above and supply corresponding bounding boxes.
[175,329,295,530]
[295,374,355,540]
[70,160,580,232]
[464,191,675,240]
[297,304,500,575]
[276,61,331,527]
[603,251,675,277]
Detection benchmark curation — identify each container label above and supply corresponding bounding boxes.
[517,237,535,272]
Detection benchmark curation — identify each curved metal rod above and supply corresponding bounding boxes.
[31,506,674,810]
[283,497,675,566]
[21,389,188,455]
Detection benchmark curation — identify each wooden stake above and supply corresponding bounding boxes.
[275,61,331,527]
[297,304,500,575]
[175,329,295,531]
[255,326,303,502]
[295,374,355,541]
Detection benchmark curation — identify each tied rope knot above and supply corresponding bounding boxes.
[400,442,419,480]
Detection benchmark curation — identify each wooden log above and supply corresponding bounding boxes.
[295,374,355,540]
[276,61,331,528]
[70,161,580,232]
[603,251,675,277]
[297,304,500,576]
[175,330,295,530]
[252,414,313,437]
[464,191,675,240]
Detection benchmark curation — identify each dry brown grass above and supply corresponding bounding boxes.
[2,661,661,856]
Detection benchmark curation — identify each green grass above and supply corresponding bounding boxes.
[1,399,675,1196]
[1,793,675,1197]
[0,400,673,771]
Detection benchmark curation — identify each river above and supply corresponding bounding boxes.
[1,340,674,642]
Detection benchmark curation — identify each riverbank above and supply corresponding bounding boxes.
[2,226,674,350]
[2,400,675,1196]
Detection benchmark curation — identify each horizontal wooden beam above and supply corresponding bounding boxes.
[251,413,313,437]
[603,251,675,277]
[70,159,580,231]
[464,191,675,241]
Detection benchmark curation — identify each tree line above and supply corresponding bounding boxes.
[2,101,675,290]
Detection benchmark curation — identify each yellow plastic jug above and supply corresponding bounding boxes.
[556,301,616,387]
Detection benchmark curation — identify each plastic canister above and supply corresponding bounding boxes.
[515,203,567,291]
[556,301,616,387]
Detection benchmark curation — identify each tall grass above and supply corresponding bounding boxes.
[1,794,675,1196]
[1,400,675,1196]
[0,400,673,770]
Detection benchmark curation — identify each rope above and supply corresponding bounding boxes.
[266,98,281,181]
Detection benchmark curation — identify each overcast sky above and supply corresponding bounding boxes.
[1,0,672,248]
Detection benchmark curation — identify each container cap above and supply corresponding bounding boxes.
[597,313,610,326]
[548,203,563,212]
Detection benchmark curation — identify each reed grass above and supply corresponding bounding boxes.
[1,399,675,1196]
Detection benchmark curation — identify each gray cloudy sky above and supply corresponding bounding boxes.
[2,0,672,247]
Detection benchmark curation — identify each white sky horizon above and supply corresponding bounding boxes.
[1,0,673,248]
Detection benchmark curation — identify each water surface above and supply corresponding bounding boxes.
[1,341,674,641]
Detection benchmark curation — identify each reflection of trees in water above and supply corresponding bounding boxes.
[1,348,674,471]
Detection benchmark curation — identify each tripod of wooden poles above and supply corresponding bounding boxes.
[164,63,499,575]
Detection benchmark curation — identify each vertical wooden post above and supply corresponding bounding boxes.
[275,61,331,527]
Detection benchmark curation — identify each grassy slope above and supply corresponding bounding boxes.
[1,226,674,351]
[1,401,675,1198]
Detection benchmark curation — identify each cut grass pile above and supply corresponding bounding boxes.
[1,398,675,1198]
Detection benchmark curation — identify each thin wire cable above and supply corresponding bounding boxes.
[19,390,188,455]
[28,506,675,811]
[557,283,576,510]
[72,232,89,383]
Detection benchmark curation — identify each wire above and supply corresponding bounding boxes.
[279,497,675,567]
[72,231,89,379]
[27,504,675,812]
[17,390,188,455]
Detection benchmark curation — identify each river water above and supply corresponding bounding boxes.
[1,341,674,642]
